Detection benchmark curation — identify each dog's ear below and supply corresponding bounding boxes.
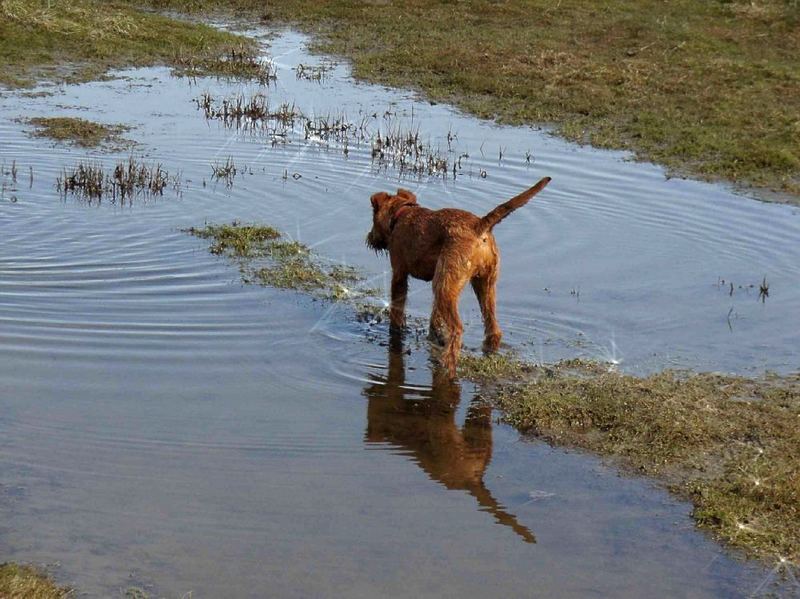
[371,191,389,210]
[396,189,417,204]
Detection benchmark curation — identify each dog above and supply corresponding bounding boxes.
[366,177,551,377]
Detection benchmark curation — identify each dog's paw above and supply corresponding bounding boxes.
[482,333,502,353]
[427,328,445,346]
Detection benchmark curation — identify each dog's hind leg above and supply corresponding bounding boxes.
[431,253,470,378]
[389,271,409,333]
[471,270,502,352]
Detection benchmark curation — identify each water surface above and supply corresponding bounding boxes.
[1,28,798,598]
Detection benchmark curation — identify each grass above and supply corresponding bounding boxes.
[28,116,130,148]
[57,157,178,202]
[459,353,800,562]
[0,0,258,87]
[126,0,800,201]
[0,563,69,599]
[185,222,371,301]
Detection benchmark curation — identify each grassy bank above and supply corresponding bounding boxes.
[0,563,68,599]
[128,0,799,201]
[0,0,257,87]
[460,353,800,562]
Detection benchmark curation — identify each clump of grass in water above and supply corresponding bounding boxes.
[185,222,375,303]
[459,352,800,562]
[186,223,280,257]
[173,43,277,84]
[28,117,130,149]
[0,563,69,598]
[211,156,237,187]
[57,157,179,203]
[371,123,450,179]
[294,61,333,82]
[195,92,462,180]
[195,92,299,132]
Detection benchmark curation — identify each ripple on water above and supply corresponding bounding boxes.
[0,27,794,599]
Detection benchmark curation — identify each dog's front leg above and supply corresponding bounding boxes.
[389,271,408,333]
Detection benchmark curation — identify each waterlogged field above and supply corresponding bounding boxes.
[1,28,799,598]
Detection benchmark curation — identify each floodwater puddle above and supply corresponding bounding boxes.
[1,27,799,598]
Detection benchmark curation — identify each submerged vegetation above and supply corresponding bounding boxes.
[459,353,800,562]
[0,563,69,599]
[28,116,130,149]
[125,0,799,200]
[0,0,257,87]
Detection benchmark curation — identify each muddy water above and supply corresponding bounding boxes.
[1,28,798,597]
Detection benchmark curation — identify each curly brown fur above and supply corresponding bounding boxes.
[366,177,551,377]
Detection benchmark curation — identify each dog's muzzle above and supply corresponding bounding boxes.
[366,230,388,252]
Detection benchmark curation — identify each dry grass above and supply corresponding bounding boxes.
[28,116,130,148]
[0,563,69,599]
[57,157,178,202]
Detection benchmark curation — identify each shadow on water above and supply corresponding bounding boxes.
[364,336,536,543]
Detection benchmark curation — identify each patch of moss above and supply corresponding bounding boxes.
[460,353,800,562]
[28,116,130,148]
[0,563,69,599]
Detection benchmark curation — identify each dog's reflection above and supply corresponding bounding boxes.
[362,339,535,543]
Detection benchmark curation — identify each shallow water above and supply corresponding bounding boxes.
[1,28,798,597]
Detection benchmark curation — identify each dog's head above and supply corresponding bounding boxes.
[366,188,417,252]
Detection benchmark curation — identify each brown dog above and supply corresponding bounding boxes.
[366,177,551,377]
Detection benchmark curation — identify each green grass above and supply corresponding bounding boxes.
[186,222,370,301]
[128,0,800,201]
[459,353,800,562]
[28,116,130,148]
[0,563,69,599]
[0,0,257,87]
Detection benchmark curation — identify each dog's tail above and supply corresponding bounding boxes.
[477,177,551,234]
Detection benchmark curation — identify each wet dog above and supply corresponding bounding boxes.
[366,177,551,377]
